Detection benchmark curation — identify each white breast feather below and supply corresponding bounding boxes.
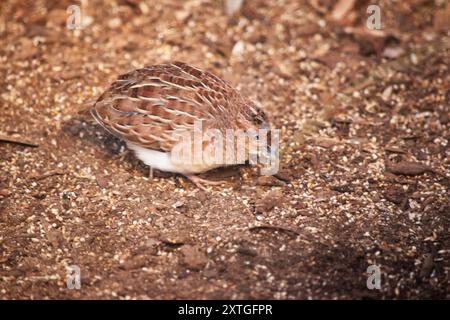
[127,143,183,173]
[127,143,224,175]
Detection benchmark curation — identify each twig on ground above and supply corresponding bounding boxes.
[30,170,65,181]
[0,133,39,147]
[249,225,300,238]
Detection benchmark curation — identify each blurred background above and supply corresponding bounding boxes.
[0,0,449,299]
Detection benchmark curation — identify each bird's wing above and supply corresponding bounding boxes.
[91,62,242,152]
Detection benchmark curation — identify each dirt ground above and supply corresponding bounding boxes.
[0,0,449,299]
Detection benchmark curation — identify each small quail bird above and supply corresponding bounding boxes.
[91,62,273,189]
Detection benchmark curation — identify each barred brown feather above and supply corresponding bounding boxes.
[91,61,269,176]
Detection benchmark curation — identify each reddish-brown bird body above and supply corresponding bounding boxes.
[91,62,269,187]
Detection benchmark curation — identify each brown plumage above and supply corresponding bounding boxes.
[91,61,270,189]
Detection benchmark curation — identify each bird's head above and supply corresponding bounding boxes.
[238,100,278,174]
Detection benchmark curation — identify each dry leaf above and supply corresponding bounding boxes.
[312,137,340,148]
[386,161,433,176]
